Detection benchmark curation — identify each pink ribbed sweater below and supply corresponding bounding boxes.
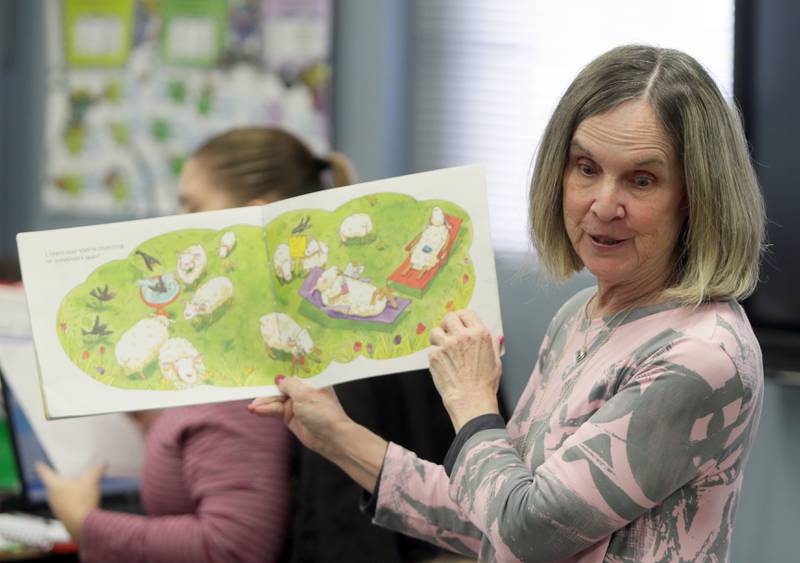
[80,400,291,563]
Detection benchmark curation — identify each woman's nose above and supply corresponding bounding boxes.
[590,179,625,221]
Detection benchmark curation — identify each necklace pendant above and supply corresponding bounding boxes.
[575,349,587,363]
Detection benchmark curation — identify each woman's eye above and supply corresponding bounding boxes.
[578,163,594,176]
[633,176,653,188]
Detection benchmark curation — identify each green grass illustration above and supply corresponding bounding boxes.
[57,192,475,390]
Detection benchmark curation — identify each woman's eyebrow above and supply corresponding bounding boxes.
[571,136,668,171]
[633,156,667,168]
[569,140,594,158]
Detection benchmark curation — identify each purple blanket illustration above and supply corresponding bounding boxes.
[299,267,411,324]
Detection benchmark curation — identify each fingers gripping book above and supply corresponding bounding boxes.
[17,165,504,418]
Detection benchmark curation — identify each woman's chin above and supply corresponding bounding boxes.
[582,259,633,285]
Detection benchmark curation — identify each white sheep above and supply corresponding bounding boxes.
[273,243,293,283]
[312,264,392,318]
[176,245,207,286]
[339,213,373,243]
[402,207,451,277]
[114,316,171,376]
[259,313,317,364]
[184,276,234,322]
[218,231,236,258]
[158,337,206,389]
[301,237,328,273]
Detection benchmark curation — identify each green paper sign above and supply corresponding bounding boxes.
[63,0,135,67]
[161,0,228,67]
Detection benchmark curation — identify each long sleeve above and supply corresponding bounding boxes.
[448,337,753,562]
[79,404,292,563]
[367,293,593,558]
[373,442,483,558]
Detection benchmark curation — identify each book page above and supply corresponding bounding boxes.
[17,165,503,418]
[259,164,503,389]
[17,206,269,418]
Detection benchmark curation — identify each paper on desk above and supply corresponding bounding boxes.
[0,286,143,478]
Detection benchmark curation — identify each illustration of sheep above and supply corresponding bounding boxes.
[312,264,397,318]
[114,316,171,378]
[259,312,319,372]
[401,207,451,278]
[158,337,206,389]
[184,276,234,324]
[301,237,328,273]
[339,213,373,243]
[218,231,236,258]
[273,243,293,283]
[176,245,207,286]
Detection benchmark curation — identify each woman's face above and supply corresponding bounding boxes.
[562,100,686,292]
[178,158,241,213]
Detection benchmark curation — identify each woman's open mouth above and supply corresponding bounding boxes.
[589,234,626,247]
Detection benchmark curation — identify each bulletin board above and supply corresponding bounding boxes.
[43,0,333,217]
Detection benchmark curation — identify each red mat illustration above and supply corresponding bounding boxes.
[388,213,462,297]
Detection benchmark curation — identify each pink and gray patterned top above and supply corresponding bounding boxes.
[372,288,763,562]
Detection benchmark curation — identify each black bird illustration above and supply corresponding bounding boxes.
[291,216,312,234]
[89,284,115,301]
[135,250,161,271]
[82,315,113,337]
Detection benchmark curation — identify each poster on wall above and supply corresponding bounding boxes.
[43,0,332,218]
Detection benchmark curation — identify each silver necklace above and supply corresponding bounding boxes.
[520,302,634,458]
[575,305,634,363]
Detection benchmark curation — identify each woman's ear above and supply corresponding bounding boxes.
[244,196,271,207]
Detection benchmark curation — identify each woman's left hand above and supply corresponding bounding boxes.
[35,462,105,541]
[429,310,502,432]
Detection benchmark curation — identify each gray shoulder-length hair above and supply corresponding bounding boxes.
[530,44,765,304]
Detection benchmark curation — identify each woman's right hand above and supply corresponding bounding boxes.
[248,376,350,459]
[249,376,389,492]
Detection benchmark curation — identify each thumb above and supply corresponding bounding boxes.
[35,461,57,485]
[83,463,106,483]
[277,376,311,400]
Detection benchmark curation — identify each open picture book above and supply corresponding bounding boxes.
[17,165,503,419]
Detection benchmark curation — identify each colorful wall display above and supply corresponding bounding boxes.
[44,0,332,217]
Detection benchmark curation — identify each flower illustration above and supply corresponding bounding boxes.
[416,323,426,335]
[446,301,455,312]
[462,274,470,284]
[81,350,89,360]
[366,343,374,355]
[393,335,402,345]
[354,341,362,352]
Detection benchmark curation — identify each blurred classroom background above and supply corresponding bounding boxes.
[0,1,798,561]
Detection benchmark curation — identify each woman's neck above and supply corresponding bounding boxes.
[129,409,164,433]
[590,276,669,319]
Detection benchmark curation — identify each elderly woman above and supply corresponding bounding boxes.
[250,45,765,562]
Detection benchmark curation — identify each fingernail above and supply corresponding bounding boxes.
[499,335,505,347]
[275,375,286,385]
